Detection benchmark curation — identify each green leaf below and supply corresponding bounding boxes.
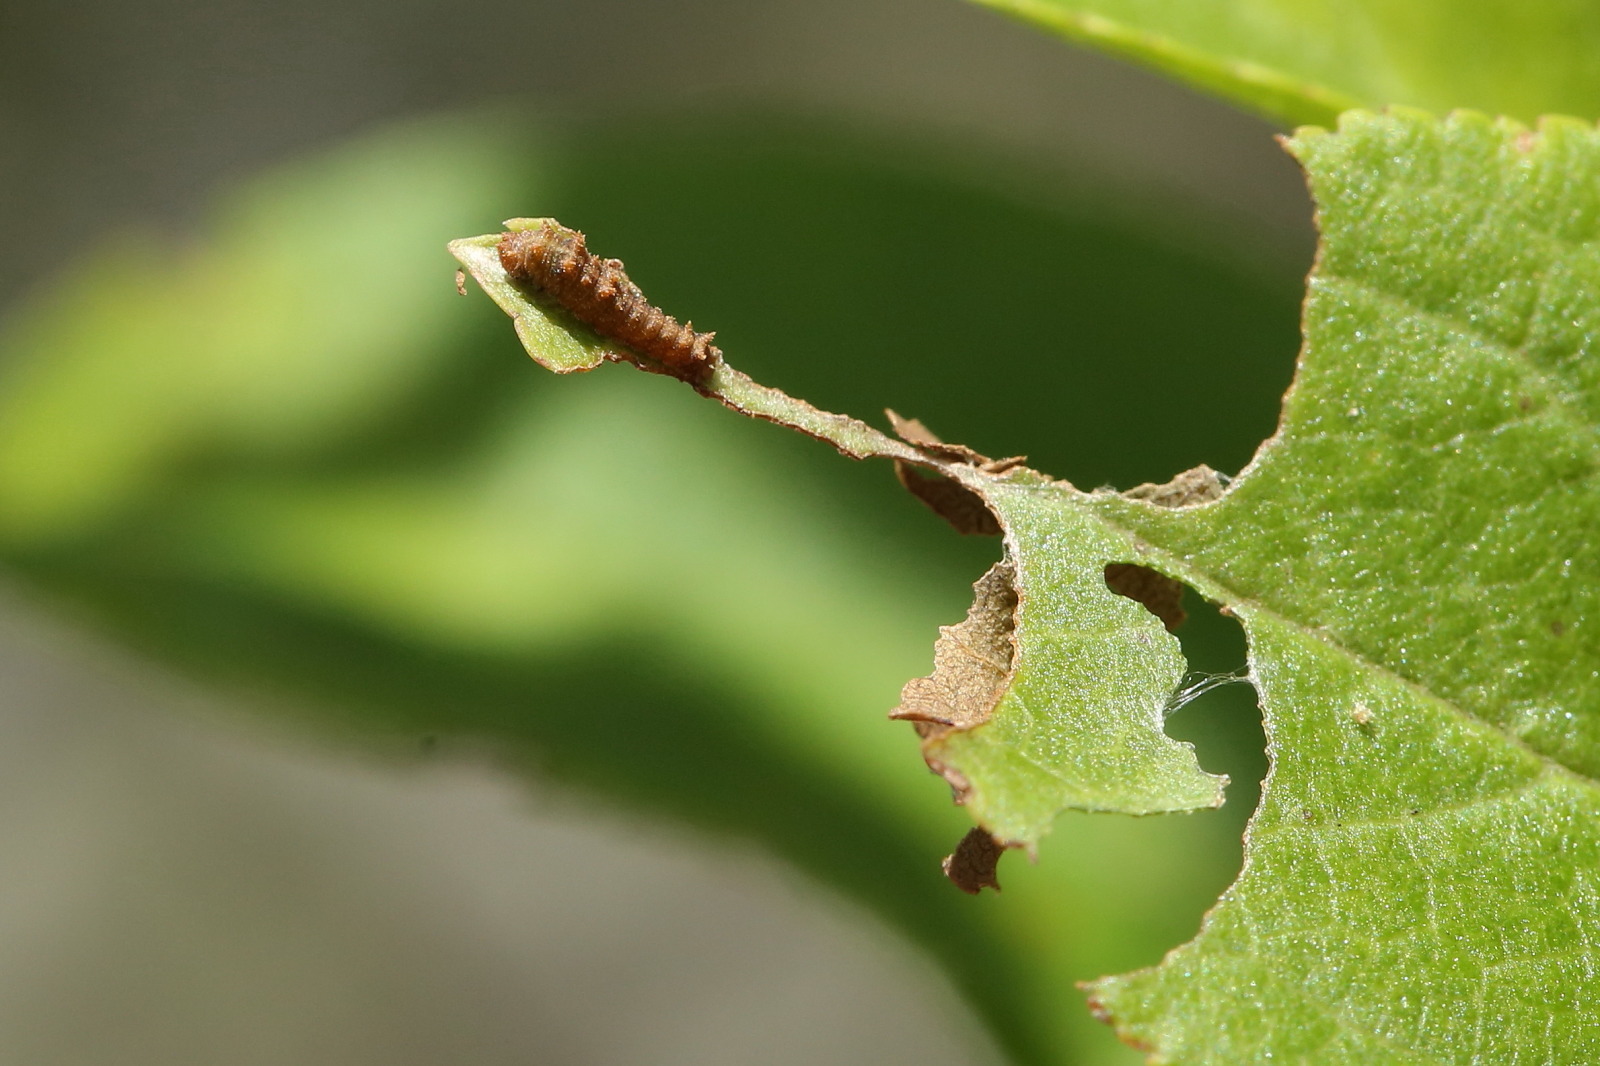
[451,222,613,374]
[907,474,1230,838]
[971,0,1600,127]
[458,108,1600,1060]
[1084,107,1600,1064]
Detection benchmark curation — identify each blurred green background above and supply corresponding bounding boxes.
[0,2,1311,1063]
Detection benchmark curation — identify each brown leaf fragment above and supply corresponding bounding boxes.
[884,409,1011,534]
[884,409,943,448]
[979,455,1028,474]
[893,560,1017,733]
[895,562,1018,804]
[885,410,1024,472]
[1101,466,1222,631]
[894,463,1002,535]
[942,826,1007,894]
[1122,463,1226,507]
[886,409,988,464]
[1104,562,1188,632]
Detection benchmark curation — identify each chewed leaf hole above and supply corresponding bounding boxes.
[1104,562,1188,631]
[1157,587,1267,819]
[1104,563,1265,812]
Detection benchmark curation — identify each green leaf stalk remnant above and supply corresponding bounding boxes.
[453,109,1600,1062]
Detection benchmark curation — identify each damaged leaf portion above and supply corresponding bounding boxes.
[1089,611,1600,1063]
[1103,465,1225,630]
[1103,563,1187,632]
[894,463,1004,536]
[927,475,1225,845]
[887,410,1012,536]
[1122,463,1225,508]
[942,827,1009,895]
[454,210,1227,848]
[454,231,1225,846]
[456,108,1600,1061]
[1081,110,1600,1063]
[892,560,1018,740]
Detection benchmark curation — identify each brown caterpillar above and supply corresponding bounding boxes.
[497,220,722,382]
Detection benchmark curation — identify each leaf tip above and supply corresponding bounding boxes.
[501,216,553,232]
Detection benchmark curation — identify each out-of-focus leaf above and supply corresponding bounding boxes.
[459,108,1600,1061]
[0,117,531,546]
[971,0,1600,127]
